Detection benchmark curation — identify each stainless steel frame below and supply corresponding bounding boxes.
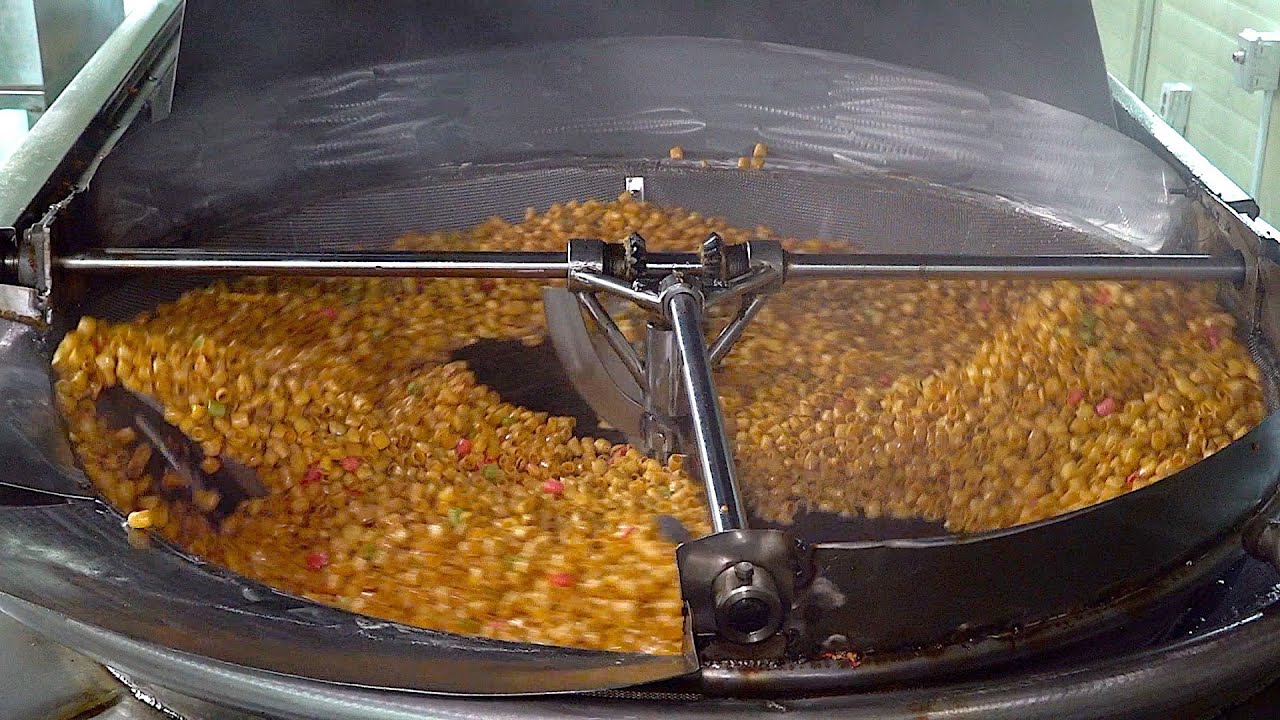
[0,0,181,227]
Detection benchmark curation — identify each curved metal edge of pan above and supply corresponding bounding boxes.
[0,497,695,696]
[703,538,1247,696]
[9,584,1280,720]
[791,410,1280,654]
[0,321,696,696]
[5,304,1280,694]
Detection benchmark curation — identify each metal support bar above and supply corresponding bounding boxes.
[570,271,662,312]
[784,252,1246,281]
[708,295,769,365]
[54,249,569,278]
[0,0,183,226]
[705,267,778,307]
[642,323,681,461]
[666,286,747,534]
[576,292,645,386]
[49,248,1246,283]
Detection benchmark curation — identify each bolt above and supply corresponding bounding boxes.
[733,561,754,582]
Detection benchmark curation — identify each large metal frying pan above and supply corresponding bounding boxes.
[4,24,1280,699]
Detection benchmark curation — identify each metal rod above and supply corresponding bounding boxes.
[708,294,769,365]
[666,287,747,533]
[576,291,645,386]
[784,253,1246,281]
[645,252,704,276]
[53,249,1245,283]
[54,250,568,278]
[706,267,778,308]
[572,271,662,312]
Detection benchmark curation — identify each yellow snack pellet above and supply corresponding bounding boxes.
[126,510,154,529]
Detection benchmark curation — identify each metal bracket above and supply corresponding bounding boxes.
[145,42,179,123]
[20,209,54,296]
[625,176,645,202]
[0,217,50,326]
[1222,225,1262,333]
[565,238,606,290]
[1194,187,1264,335]
[677,530,809,658]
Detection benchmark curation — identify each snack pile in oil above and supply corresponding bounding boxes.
[53,195,1266,653]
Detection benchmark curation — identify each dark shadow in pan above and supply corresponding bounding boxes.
[457,338,950,542]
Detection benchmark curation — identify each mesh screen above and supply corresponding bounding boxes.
[1250,332,1280,413]
[204,166,628,252]
[194,164,1111,255]
[639,165,1108,254]
[88,37,1190,254]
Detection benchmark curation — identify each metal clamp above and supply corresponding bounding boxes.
[677,530,808,656]
[0,226,41,325]
[0,208,54,326]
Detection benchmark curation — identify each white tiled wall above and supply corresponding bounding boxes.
[1094,0,1280,221]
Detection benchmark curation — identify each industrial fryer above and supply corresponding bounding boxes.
[8,2,1280,718]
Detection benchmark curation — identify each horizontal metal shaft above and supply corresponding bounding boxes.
[644,252,704,276]
[50,249,708,278]
[785,253,1245,281]
[45,249,1246,282]
[52,250,569,278]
